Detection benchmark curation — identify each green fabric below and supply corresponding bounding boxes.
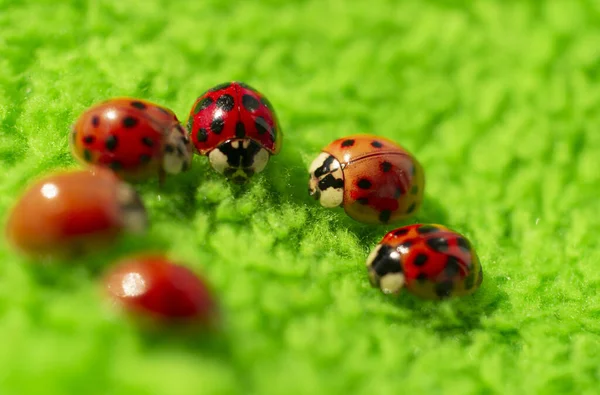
[1,0,599,394]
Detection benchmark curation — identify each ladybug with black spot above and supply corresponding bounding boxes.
[366,224,483,300]
[187,82,282,183]
[308,135,424,224]
[70,98,192,181]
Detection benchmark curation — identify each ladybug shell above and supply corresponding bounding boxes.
[71,98,180,180]
[367,224,483,300]
[104,255,218,326]
[323,135,424,224]
[5,168,145,257]
[187,82,281,155]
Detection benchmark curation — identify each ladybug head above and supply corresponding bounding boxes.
[366,243,405,295]
[208,139,270,184]
[162,124,193,175]
[308,153,344,208]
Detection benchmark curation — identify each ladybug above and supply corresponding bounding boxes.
[104,254,218,326]
[5,168,147,257]
[308,135,424,224]
[186,81,282,183]
[70,98,192,181]
[366,224,483,300]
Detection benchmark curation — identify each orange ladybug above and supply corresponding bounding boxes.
[70,98,192,181]
[5,168,147,257]
[308,135,424,224]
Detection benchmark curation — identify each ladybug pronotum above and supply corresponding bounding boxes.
[187,81,282,183]
[70,98,192,181]
[366,224,483,300]
[5,168,147,257]
[308,135,424,224]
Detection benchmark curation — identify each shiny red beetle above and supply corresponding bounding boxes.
[366,224,483,300]
[70,98,192,181]
[104,255,218,326]
[5,168,147,257]
[186,82,282,183]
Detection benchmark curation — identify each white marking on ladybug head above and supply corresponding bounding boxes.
[308,152,344,208]
[116,182,147,234]
[379,273,405,295]
[209,139,270,183]
[162,124,193,174]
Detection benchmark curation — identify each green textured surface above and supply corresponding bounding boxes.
[1,0,600,394]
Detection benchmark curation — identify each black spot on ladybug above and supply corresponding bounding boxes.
[242,94,260,112]
[371,141,383,148]
[356,197,369,205]
[105,135,118,151]
[139,154,151,164]
[411,185,419,195]
[371,245,402,277]
[83,149,92,162]
[211,118,224,134]
[379,210,392,223]
[394,187,403,199]
[122,117,138,128]
[381,161,392,172]
[417,225,440,234]
[260,96,273,111]
[426,237,449,252]
[91,116,100,127]
[109,161,122,170]
[216,94,235,112]
[210,82,232,92]
[445,256,461,277]
[393,228,409,237]
[141,137,154,147]
[456,237,471,252]
[83,135,95,145]
[435,281,454,299]
[235,122,246,138]
[197,128,208,142]
[195,97,213,114]
[314,155,338,178]
[416,272,428,282]
[186,117,193,132]
[341,139,355,147]
[357,179,372,189]
[411,165,417,176]
[130,101,147,110]
[255,116,270,135]
[413,253,428,267]
[406,202,416,213]
[318,174,344,191]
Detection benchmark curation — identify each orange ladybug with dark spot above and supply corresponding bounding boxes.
[70,98,192,181]
[366,224,483,300]
[308,135,424,224]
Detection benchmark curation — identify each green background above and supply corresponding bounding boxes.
[1,0,599,394]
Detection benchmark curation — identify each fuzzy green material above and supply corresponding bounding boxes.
[1,0,599,394]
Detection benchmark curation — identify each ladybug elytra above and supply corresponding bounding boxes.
[187,82,282,183]
[366,224,483,300]
[308,135,424,224]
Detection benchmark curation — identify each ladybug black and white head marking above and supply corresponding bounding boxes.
[366,244,405,294]
[116,182,148,234]
[208,139,269,184]
[308,153,344,208]
[163,125,193,174]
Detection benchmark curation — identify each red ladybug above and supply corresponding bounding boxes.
[366,224,483,300]
[70,98,192,181]
[104,255,218,326]
[308,135,424,224]
[186,82,282,183]
[5,168,147,257]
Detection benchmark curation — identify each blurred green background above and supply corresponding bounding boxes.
[1,0,599,394]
